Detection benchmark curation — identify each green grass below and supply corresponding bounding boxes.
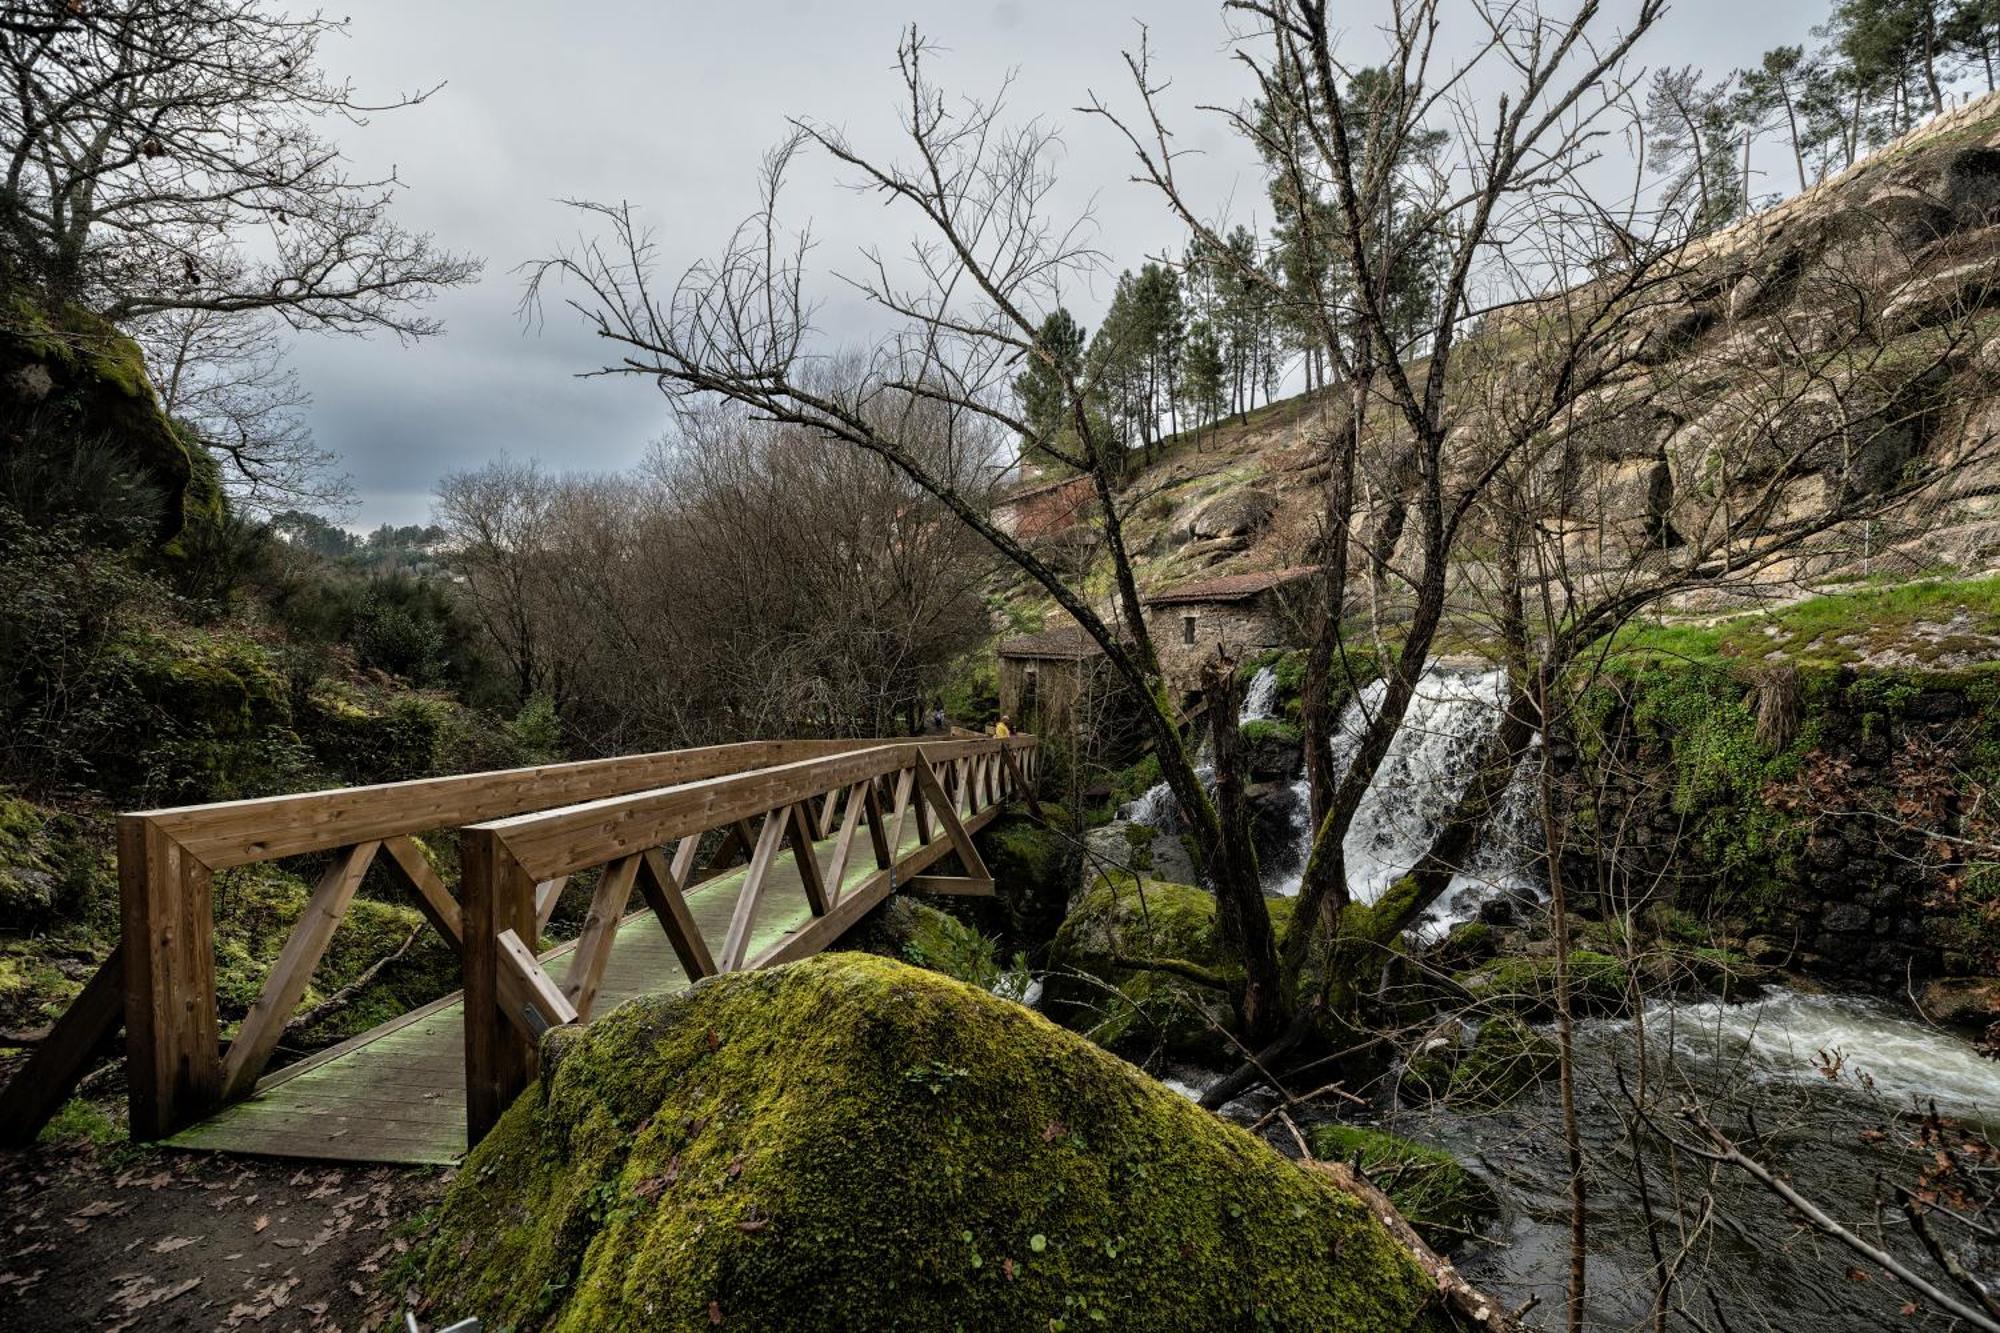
[1608,575,2000,670]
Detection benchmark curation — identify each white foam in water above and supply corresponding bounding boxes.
[1124,664,1539,921]
[1266,668,1539,923]
[1652,990,2000,1118]
[1239,666,1279,723]
[1123,667,1278,826]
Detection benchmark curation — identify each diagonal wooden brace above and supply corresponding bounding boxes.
[219,840,381,1101]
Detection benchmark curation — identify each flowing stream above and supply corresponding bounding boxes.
[1126,665,1538,925]
[1124,662,2000,1328]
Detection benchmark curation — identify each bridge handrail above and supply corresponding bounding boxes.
[0,737,911,1146]
[457,735,1040,1143]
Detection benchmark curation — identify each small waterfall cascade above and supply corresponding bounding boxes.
[1305,667,1540,921]
[1120,666,1279,827]
[1238,665,1280,723]
[1125,663,1538,925]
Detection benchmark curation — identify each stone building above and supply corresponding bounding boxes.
[1143,566,1316,685]
[991,474,1094,540]
[995,624,1111,733]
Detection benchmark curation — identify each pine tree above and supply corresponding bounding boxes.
[1012,308,1087,473]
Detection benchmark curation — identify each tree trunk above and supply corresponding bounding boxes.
[1203,659,1283,1041]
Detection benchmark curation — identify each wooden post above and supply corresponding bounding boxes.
[1002,747,1043,817]
[463,828,538,1147]
[785,802,830,915]
[863,781,893,869]
[0,944,125,1146]
[120,817,221,1141]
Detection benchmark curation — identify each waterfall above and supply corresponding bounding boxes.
[1124,662,1537,924]
[1120,666,1278,826]
[1239,665,1279,722]
[1294,667,1539,921]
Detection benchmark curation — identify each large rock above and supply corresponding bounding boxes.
[1083,818,1198,893]
[419,955,1445,1332]
[1045,875,1294,1057]
[1184,487,1275,540]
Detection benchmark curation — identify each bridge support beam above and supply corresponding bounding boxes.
[121,818,221,1141]
[462,828,540,1146]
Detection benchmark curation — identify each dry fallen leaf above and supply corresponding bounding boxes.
[149,1235,198,1253]
[253,1215,270,1233]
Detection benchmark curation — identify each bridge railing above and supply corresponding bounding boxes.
[457,735,1040,1143]
[0,738,936,1146]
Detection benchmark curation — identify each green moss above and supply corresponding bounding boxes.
[0,289,204,544]
[1404,1015,1558,1110]
[1609,575,2000,671]
[1457,950,1631,1019]
[975,808,1080,944]
[1239,718,1302,747]
[421,955,1447,1332]
[0,792,109,930]
[1043,874,1297,1056]
[37,1096,119,1147]
[853,897,1009,991]
[1309,1124,1497,1247]
[209,861,456,1050]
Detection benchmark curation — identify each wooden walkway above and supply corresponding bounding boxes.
[0,735,1039,1163]
[166,815,949,1165]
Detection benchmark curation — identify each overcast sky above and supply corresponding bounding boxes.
[294,1,1822,529]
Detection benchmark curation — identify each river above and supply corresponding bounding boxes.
[1124,665,2000,1329]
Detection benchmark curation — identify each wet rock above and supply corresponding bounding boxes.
[1082,819,1197,893]
[1919,976,2000,1029]
[420,955,1447,1332]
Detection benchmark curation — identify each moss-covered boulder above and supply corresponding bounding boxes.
[0,791,107,930]
[845,896,1020,995]
[420,955,1448,1332]
[1044,874,1294,1058]
[972,806,1080,945]
[1454,949,1633,1020]
[0,281,213,546]
[1402,1015,1558,1109]
[1310,1124,1498,1249]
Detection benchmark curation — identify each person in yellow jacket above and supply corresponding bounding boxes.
[993,715,1011,739]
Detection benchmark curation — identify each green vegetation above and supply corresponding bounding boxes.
[1046,874,1298,1056]
[1239,718,1302,747]
[1309,1124,1497,1246]
[1609,575,2000,670]
[420,955,1447,1332]
[1404,1015,1559,1110]
[975,807,1081,944]
[852,897,1013,993]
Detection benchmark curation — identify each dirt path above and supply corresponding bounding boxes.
[0,1143,445,1332]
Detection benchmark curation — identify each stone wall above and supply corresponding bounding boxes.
[1565,665,2000,988]
[993,476,1094,540]
[1151,597,1292,687]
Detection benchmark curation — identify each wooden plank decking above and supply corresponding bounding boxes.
[167,812,972,1165]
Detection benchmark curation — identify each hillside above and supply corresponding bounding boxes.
[987,90,2000,669]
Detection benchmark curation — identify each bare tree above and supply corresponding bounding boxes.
[131,307,348,512]
[0,1,479,333]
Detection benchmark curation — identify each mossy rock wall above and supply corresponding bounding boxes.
[1570,660,2000,985]
[421,955,1447,1332]
[1045,874,1294,1058]
[971,806,1080,946]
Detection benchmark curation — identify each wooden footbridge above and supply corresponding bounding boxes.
[0,735,1038,1164]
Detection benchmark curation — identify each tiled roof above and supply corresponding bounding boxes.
[996,472,1092,505]
[1144,565,1317,605]
[997,625,1107,660]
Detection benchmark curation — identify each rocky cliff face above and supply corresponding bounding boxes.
[1002,93,2000,627]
